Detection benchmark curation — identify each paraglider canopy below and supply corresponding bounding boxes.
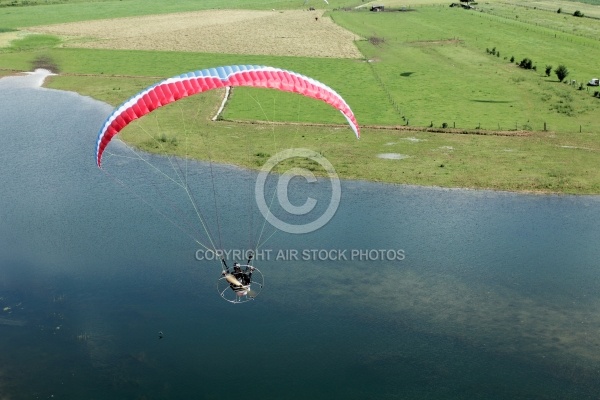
[96,65,360,168]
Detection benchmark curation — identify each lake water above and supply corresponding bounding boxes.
[1,71,600,399]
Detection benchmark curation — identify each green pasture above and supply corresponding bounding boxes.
[330,6,600,132]
[0,47,386,124]
[505,0,600,17]
[0,0,326,29]
[1,0,600,193]
[479,2,600,38]
[114,91,600,194]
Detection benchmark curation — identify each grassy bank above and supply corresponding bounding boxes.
[116,99,600,194]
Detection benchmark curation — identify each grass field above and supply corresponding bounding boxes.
[331,6,600,130]
[1,0,600,193]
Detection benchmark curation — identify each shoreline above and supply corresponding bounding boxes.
[3,69,598,196]
[0,68,55,88]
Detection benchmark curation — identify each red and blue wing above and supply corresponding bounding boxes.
[95,65,360,167]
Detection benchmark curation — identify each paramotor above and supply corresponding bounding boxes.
[95,65,360,303]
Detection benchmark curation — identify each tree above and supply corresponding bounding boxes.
[573,10,584,17]
[545,65,552,77]
[555,65,569,82]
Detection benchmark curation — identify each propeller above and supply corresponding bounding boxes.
[224,273,243,287]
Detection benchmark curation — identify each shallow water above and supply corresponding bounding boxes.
[1,71,600,399]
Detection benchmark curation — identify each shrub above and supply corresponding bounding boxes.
[555,65,569,82]
[519,58,533,69]
[545,65,552,76]
[368,36,385,46]
[557,7,561,13]
[573,10,584,17]
[510,56,515,63]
